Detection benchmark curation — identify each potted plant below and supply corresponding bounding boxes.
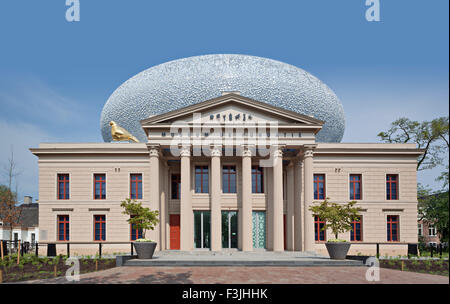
[121,198,159,259]
[309,198,362,260]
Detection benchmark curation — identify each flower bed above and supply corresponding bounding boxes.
[379,259,449,276]
[0,254,116,283]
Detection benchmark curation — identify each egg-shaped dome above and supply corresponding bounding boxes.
[100,54,345,142]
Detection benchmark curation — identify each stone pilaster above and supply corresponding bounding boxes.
[303,145,316,252]
[148,145,161,249]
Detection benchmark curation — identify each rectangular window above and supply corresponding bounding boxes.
[130,215,143,241]
[428,225,436,237]
[418,224,423,236]
[350,216,362,241]
[313,174,325,200]
[387,215,399,242]
[252,166,264,193]
[195,166,209,193]
[57,174,70,200]
[349,174,362,200]
[223,165,237,193]
[94,174,106,200]
[130,174,142,199]
[57,215,70,241]
[171,174,181,199]
[386,174,398,200]
[314,216,326,242]
[94,215,106,241]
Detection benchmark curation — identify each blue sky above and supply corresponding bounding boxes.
[0,0,448,202]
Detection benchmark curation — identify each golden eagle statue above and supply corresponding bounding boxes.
[109,121,140,143]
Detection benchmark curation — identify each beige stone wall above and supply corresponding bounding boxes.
[33,142,421,256]
[311,149,419,255]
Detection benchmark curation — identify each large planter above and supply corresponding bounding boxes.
[325,242,351,260]
[133,242,157,259]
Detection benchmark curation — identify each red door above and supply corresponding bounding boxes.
[170,214,180,250]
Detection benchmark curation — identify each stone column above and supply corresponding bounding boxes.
[241,145,253,251]
[294,159,303,251]
[148,145,161,249]
[272,146,284,251]
[210,145,222,251]
[286,162,295,251]
[303,146,315,252]
[159,159,167,250]
[180,145,192,251]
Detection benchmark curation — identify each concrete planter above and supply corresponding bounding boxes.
[133,242,157,259]
[325,242,351,260]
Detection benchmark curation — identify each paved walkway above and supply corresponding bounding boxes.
[24,266,449,284]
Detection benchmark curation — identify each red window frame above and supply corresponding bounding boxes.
[195,166,209,193]
[386,174,398,200]
[130,174,142,199]
[94,174,106,200]
[94,215,106,241]
[313,174,325,200]
[387,215,399,242]
[349,174,362,200]
[129,215,143,241]
[57,215,69,241]
[314,216,326,242]
[223,165,237,193]
[252,166,264,193]
[350,216,362,242]
[57,174,70,200]
[171,174,181,199]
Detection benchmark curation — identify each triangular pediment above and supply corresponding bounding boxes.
[140,93,324,126]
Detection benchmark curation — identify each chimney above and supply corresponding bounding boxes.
[24,196,33,204]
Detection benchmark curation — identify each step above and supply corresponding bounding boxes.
[121,257,364,267]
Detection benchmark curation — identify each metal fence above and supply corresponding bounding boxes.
[1,240,134,258]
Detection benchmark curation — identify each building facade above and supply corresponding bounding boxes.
[31,93,423,256]
[0,196,39,249]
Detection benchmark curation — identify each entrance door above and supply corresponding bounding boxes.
[169,214,180,250]
[194,211,210,249]
[222,211,238,248]
[252,211,266,249]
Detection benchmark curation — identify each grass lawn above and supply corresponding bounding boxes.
[0,254,116,283]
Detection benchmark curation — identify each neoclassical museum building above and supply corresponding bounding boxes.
[30,55,423,256]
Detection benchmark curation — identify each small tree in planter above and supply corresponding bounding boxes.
[309,198,362,260]
[121,198,159,259]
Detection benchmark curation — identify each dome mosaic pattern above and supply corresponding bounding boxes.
[100,54,345,142]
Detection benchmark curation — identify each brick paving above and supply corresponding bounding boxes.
[23,266,449,284]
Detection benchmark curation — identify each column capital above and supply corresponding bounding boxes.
[241,144,255,157]
[303,144,317,158]
[210,144,222,157]
[179,144,191,157]
[147,144,161,157]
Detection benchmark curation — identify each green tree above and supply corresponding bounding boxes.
[120,198,159,240]
[418,165,450,243]
[0,185,22,241]
[377,116,449,170]
[309,198,362,241]
[418,189,449,243]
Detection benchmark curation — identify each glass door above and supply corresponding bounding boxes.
[222,211,238,248]
[252,211,266,249]
[194,211,210,249]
